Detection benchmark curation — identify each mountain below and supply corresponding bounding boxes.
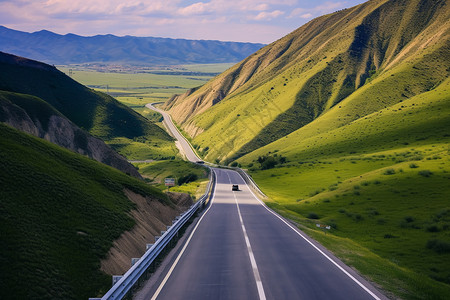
[164,0,449,163]
[0,26,265,66]
[0,123,187,299]
[0,52,176,171]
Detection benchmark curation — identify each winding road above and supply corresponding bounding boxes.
[140,103,386,300]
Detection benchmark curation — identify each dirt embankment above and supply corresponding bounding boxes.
[100,190,192,275]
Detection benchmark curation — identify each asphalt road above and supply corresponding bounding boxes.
[138,104,386,300]
[146,103,201,162]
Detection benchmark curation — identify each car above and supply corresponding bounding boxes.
[232,184,239,191]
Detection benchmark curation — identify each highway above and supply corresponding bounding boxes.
[142,104,386,300]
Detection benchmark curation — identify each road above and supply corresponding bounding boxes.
[146,103,201,162]
[140,104,386,300]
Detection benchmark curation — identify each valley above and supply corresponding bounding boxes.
[1,0,449,299]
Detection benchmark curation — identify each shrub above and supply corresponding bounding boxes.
[426,239,450,254]
[384,234,397,238]
[426,225,440,233]
[307,212,319,219]
[383,168,396,175]
[309,189,324,197]
[409,163,418,168]
[178,173,198,185]
[418,170,433,177]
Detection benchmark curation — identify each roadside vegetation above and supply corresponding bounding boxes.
[134,160,209,200]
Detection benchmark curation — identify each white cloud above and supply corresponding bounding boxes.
[252,10,285,21]
[289,1,347,19]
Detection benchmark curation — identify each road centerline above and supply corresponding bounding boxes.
[226,171,267,300]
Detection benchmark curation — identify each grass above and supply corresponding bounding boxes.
[0,123,172,299]
[134,160,209,198]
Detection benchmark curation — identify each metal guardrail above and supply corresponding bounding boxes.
[98,170,215,300]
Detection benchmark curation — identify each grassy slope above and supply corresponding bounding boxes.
[240,79,450,298]
[0,54,177,160]
[0,123,172,299]
[135,160,209,198]
[165,0,449,163]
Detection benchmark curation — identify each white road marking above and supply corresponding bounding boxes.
[237,173,382,300]
[226,171,267,300]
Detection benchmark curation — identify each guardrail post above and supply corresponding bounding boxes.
[112,275,123,286]
[131,258,140,267]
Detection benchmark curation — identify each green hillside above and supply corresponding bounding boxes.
[0,123,173,299]
[164,0,449,163]
[0,52,177,160]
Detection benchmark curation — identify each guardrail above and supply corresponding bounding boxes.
[97,170,215,300]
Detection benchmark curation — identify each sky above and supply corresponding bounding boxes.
[0,0,367,44]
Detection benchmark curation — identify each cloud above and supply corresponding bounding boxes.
[178,2,209,16]
[289,1,347,19]
[252,10,285,21]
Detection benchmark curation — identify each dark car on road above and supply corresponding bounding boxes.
[232,184,239,191]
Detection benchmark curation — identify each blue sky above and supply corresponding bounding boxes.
[0,0,367,43]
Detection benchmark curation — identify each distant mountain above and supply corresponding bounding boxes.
[164,0,449,162]
[0,26,265,65]
[0,51,174,174]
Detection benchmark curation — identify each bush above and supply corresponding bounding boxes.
[409,163,418,168]
[426,225,440,232]
[384,234,397,239]
[418,170,433,177]
[427,239,450,254]
[178,173,198,185]
[383,168,396,175]
[307,212,319,219]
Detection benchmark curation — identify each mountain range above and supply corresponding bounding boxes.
[0,26,265,66]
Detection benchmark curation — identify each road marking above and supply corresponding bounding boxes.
[226,171,267,300]
[149,172,216,300]
[238,173,382,300]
